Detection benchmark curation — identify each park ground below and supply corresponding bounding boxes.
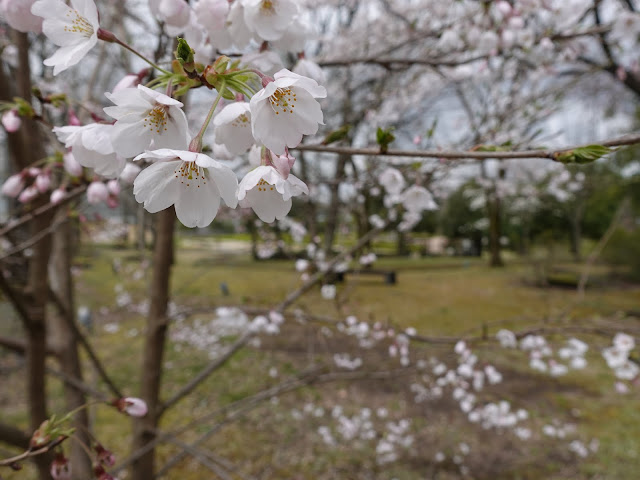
[1,235,639,479]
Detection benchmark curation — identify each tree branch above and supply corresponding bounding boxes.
[158,332,253,416]
[292,133,640,160]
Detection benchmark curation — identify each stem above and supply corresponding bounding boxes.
[189,83,226,152]
[114,38,172,76]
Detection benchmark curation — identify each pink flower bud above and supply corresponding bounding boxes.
[63,152,83,177]
[93,464,115,480]
[18,185,39,203]
[68,108,82,126]
[1,172,25,197]
[50,453,71,480]
[35,173,51,193]
[106,196,119,209]
[94,444,116,467]
[269,150,295,179]
[112,397,148,417]
[106,179,120,196]
[2,110,21,132]
[50,188,66,204]
[28,167,41,177]
[87,181,109,205]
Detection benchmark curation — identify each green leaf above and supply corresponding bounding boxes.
[175,37,195,66]
[376,127,395,153]
[554,144,613,164]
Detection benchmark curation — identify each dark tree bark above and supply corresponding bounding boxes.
[0,31,55,480]
[487,192,504,267]
[48,211,92,480]
[130,208,175,479]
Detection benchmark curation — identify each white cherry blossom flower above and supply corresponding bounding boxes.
[227,1,254,48]
[241,0,298,42]
[53,123,125,178]
[270,15,313,53]
[241,51,284,77]
[213,102,254,155]
[1,0,42,32]
[293,58,326,86]
[378,167,405,195]
[133,149,238,228]
[250,69,326,155]
[63,152,83,177]
[401,185,437,213]
[119,163,142,184]
[149,0,192,35]
[613,333,635,352]
[194,0,234,50]
[104,85,190,158]
[31,0,99,75]
[237,165,308,223]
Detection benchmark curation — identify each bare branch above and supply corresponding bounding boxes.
[158,332,253,416]
[293,133,640,160]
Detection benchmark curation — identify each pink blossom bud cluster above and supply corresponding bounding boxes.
[1,168,57,204]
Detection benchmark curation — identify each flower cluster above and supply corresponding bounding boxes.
[3,0,327,228]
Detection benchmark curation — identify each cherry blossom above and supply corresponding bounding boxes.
[149,0,192,35]
[1,110,21,132]
[119,163,142,184]
[104,85,190,158]
[53,123,125,178]
[63,152,83,177]
[212,102,254,155]
[50,187,66,204]
[1,172,25,197]
[241,0,298,42]
[113,397,148,417]
[250,69,326,155]
[50,453,71,480]
[378,167,405,195]
[133,149,238,228]
[400,185,438,213]
[292,58,326,86]
[1,0,42,32]
[237,165,308,223]
[18,185,39,203]
[31,0,100,75]
[87,181,109,205]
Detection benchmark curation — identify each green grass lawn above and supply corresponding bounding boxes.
[2,238,640,479]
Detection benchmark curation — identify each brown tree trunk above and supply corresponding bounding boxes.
[48,212,92,480]
[130,208,175,478]
[487,192,504,268]
[1,31,55,479]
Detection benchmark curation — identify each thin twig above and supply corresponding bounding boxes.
[292,133,640,160]
[0,185,87,239]
[48,288,123,399]
[158,332,253,416]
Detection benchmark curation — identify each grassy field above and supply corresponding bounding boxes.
[1,237,639,479]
